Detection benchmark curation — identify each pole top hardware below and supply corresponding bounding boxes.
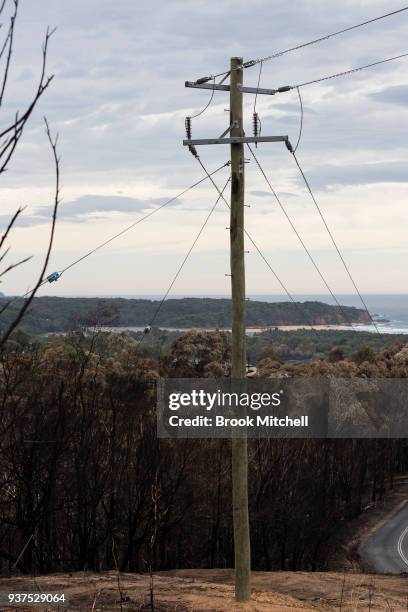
[195,76,212,84]
[219,120,239,140]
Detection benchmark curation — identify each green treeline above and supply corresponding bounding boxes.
[0,296,371,333]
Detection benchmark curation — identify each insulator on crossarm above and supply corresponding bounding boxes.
[185,116,192,140]
[253,112,260,147]
[253,113,259,138]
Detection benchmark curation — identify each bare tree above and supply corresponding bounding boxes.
[0,0,58,347]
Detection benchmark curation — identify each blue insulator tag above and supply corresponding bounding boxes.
[47,271,60,283]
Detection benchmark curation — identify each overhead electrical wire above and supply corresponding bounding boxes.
[184,76,218,141]
[192,154,321,337]
[293,87,303,153]
[253,57,303,153]
[293,50,408,89]
[243,6,408,69]
[240,45,385,336]
[137,176,231,348]
[246,144,358,330]
[2,161,230,308]
[253,60,263,116]
[60,162,228,277]
[290,152,381,335]
[234,13,382,335]
[252,61,263,146]
[202,5,408,80]
[260,58,381,335]
[8,3,402,333]
[233,50,408,99]
[189,76,217,119]
[180,9,405,336]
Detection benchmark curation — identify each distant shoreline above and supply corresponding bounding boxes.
[44,323,408,338]
[92,319,408,336]
[95,323,376,335]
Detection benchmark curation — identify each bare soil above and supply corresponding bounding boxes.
[0,569,407,611]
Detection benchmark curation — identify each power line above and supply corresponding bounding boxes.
[246,50,408,98]
[137,177,231,348]
[293,87,303,153]
[184,77,217,153]
[253,60,263,115]
[246,144,358,330]
[242,232,320,339]
[207,6,408,79]
[2,161,230,308]
[193,155,321,337]
[252,61,263,146]
[245,6,408,69]
[60,162,229,276]
[190,77,216,119]
[192,52,408,106]
[290,151,381,335]
[294,50,408,89]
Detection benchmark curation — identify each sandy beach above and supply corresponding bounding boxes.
[258,324,351,332]
[96,324,354,335]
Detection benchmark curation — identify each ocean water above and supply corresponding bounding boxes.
[101,293,408,336]
[248,294,408,336]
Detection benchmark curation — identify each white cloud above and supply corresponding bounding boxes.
[1,0,408,295]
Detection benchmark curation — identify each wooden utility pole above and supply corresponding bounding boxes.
[184,58,289,604]
[229,56,251,602]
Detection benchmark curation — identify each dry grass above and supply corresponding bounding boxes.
[1,569,407,611]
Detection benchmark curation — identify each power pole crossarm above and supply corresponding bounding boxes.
[185,81,281,95]
[183,136,289,146]
[185,80,292,95]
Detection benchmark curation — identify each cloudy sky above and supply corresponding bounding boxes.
[1,0,408,298]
